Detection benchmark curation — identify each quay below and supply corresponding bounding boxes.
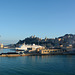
[0,52,75,57]
[0,52,31,57]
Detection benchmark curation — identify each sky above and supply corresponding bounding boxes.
[0,0,75,45]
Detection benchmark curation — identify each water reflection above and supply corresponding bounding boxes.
[0,49,75,75]
[0,49,15,54]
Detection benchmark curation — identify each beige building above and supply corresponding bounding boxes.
[39,49,61,54]
[58,38,61,41]
[0,44,3,48]
[66,44,72,49]
[60,45,63,47]
[4,47,8,49]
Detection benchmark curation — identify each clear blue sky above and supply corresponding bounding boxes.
[0,0,75,44]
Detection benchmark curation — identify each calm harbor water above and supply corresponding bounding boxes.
[0,49,75,75]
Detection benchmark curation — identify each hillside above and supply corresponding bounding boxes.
[15,34,75,48]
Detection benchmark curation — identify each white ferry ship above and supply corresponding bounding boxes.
[15,43,43,51]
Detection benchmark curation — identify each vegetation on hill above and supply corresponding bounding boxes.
[15,34,75,48]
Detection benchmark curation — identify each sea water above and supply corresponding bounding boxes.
[0,49,75,75]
